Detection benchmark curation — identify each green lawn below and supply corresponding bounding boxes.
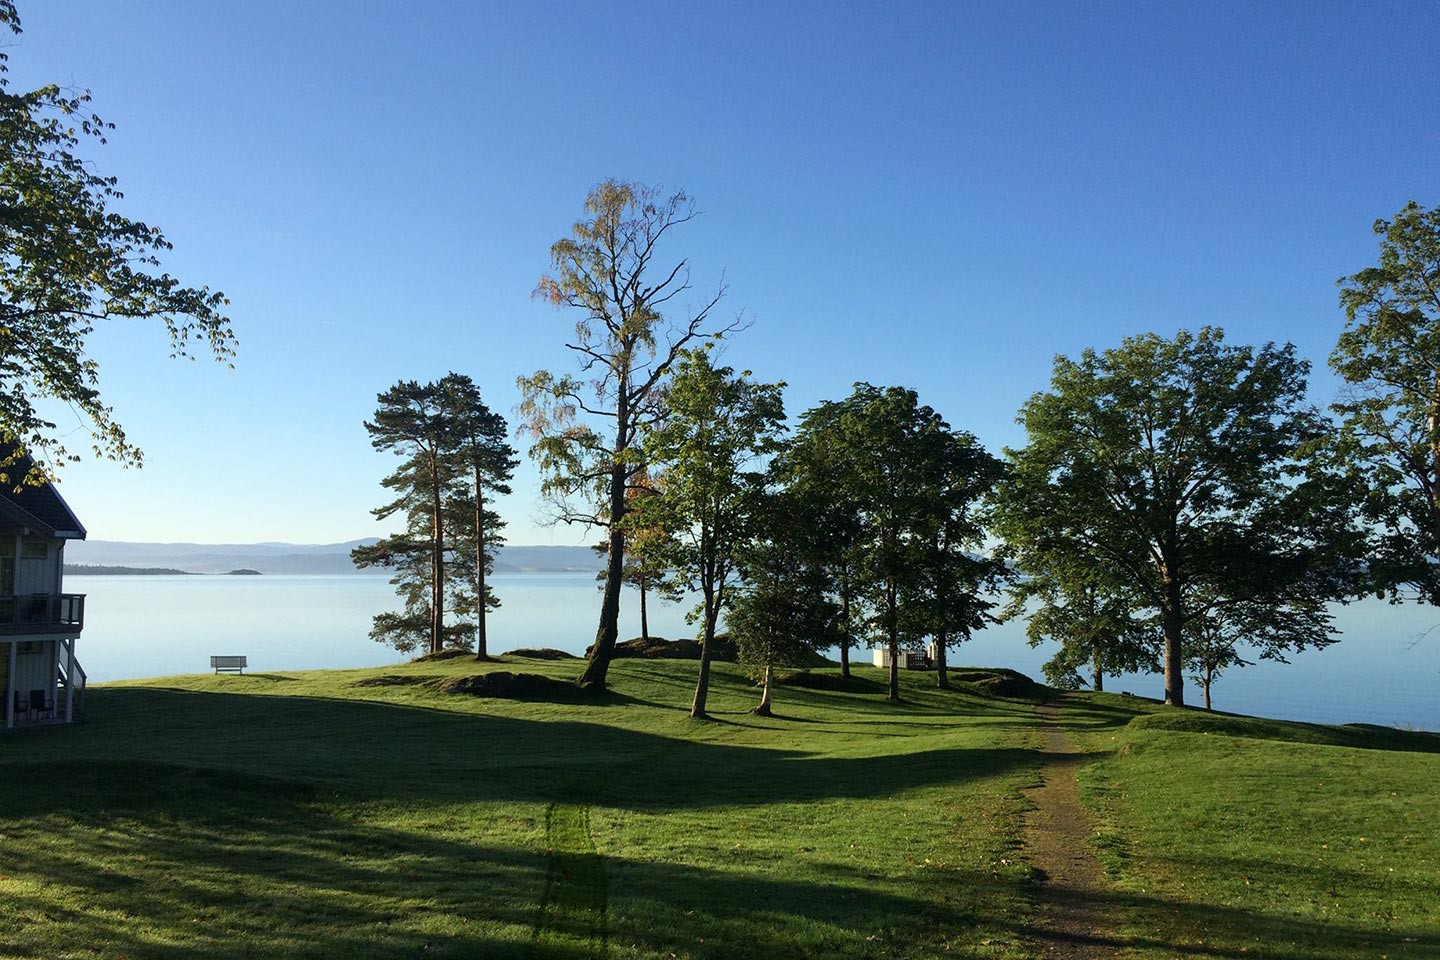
[1073,698,1440,959]
[1,655,1437,959]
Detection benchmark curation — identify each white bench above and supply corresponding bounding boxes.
[210,655,248,674]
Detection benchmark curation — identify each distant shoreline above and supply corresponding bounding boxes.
[64,565,265,577]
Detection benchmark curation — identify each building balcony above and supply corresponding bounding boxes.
[0,594,85,635]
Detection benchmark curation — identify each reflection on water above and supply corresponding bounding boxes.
[70,574,1439,729]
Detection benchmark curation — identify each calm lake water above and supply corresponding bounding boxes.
[69,573,1440,730]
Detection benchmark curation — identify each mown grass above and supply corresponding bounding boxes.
[4,658,1438,959]
[1075,695,1440,959]
[0,657,1045,959]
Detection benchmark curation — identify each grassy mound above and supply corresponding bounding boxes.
[1126,709,1440,753]
[503,647,580,660]
[775,670,885,693]
[410,647,472,662]
[432,671,581,700]
[949,667,1039,697]
[590,634,741,661]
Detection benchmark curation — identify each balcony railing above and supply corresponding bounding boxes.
[0,594,85,635]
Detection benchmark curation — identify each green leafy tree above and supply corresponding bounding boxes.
[352,379,459,654]
[918,433,1009,689]
[619,478,670,642]
[517,180,733,691]
[780,412,867,677]
[0,2,235,483]
[629,348,786,719]
[798,385,982,702]
[442,374,517,661]
[993,329,1356,707]
[1184,589,1334,711]
[730,491,841,716]
[1325,201,1440,605]
[1002,567,1157,690]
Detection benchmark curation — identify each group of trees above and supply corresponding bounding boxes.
[516,182,1440,714]
[993,203,1440,709]
[517,181,1011,717]
[2,0,1433,717]
[352,374,516,658]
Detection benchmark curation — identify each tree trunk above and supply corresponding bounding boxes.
[753,660,774,716]
[1161,575,1185,707]
[691,594,718,719]
[474,469,489,661]
[935,630,949,689]
[639,577,649,643]
[838,589,852,678]
[1093,648,1104,692]
[887,580,900,702]
[1203,666,1214,711]
[578,463,627,690]
[430,458,445,655]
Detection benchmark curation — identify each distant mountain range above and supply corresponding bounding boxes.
[64,540,602,575]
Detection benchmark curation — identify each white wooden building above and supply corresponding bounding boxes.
[0,454,87,731]
[872,645,932,670]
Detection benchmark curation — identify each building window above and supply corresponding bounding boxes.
[21,540,48,559]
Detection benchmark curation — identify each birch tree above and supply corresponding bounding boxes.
[518,180,732,691]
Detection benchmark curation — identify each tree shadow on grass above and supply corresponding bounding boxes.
[3,767,1434,960]
[5,687,1038,810]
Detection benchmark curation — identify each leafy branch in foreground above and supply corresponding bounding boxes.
[0,2,234,484]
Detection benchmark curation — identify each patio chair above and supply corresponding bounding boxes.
[28,688,53,720]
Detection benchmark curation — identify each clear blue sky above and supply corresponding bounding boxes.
[12,0,1437,545]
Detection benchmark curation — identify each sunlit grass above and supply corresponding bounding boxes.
[0,656,1043,959]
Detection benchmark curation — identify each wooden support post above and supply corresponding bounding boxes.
[64,636,75,723]
[4,639,14,731]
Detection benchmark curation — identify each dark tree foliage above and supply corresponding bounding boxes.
[795,385,1003,702]
[1324,201,1440,606]
[780,409,867,677]
[518,180,736,691]
[353,379,459,654]
[443,375,517,661]
[992,329,1360,707]
[917,431,1010,690]
[0,2,235,484]
[729,489,841,717]
[1002,567,1157,691]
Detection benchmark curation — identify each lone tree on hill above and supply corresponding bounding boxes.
[628,348,786,719]
[993,328,1360,707]
[442,375,517,661]
[1323,201,1440,606]
[0,1,234,484]
[518,180,737,691]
